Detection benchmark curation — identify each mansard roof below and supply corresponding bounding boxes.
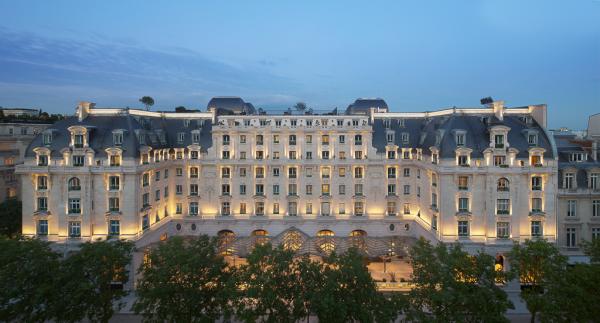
[372,113,555,159]
[25,113,213,158]
[346,98,389,115]
[208,96,256,115]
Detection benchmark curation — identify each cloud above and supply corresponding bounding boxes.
[0,27,296,112]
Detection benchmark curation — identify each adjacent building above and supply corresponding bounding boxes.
[16,97,558,277]
[554,113,600,262]
[0,119,53,201]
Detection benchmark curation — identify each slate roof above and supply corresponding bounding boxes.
[207,97,256,115]
[554,132,600,187]
[346,98,388,115]
[25,113,213,159]
[372,113,555,159]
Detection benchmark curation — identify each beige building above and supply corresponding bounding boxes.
[16,97,559,278]
[0,121,52,201]
[554,113,600,262]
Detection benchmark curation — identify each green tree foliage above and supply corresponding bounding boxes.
[0,199,21,238]
[233,243,309,323]
[508,239,567,323]
[408,238,513,323]
[313,248,402,323]
[133,235,232,322]
[55,239,134,323]
[139,96,155,111]
[0,237,60,322]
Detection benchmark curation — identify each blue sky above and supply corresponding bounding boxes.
[0,0,598,129]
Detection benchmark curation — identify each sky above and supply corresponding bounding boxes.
[0,0,598,129]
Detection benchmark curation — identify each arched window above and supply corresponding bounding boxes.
[68,177,81,191]
[350,230,367,253]
[317,230,335,254]
[497,178,509,192]
[217,230,235,255]
[251,229,269,247]
[282,230,303,252]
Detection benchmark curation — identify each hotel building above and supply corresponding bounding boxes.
[16,97,558,273]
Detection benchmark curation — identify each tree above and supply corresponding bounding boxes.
[134,236,232,322]
[0,199,21,238]
[311,248,400,323]
[55,239,134,323]
[293,102,307,114]
[233,243,308,323]
[581,238,600,264]
[508,239,567,323]
[139,96,155,111]
[407,238,513,323]
[0,237,61,322]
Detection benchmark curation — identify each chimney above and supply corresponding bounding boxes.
[77,101,95,121]
[491,100,505,121]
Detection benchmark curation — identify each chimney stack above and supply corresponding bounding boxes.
[592,141,598,161]
[77,101,95,121]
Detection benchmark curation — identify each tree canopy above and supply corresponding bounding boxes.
[139,96,155,111]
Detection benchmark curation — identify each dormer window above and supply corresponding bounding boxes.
[184,119,190,127]
[386,132,394,143]
[113,132,123,146]
[569,153,585,162]
[399,119,405,127]
[192,131,200,144]
[456,133,465,146]
[74,134,84,148]
[38,155,48,166]
[43,133,53,145]
[110,155,121,166]
[384,119,391,129]
[494,135,504,148]
[528,133,538,146]
[401,133,409,144]
[137,133,146,145]
[177,133,185,143]
[191,151,199,159]
[352,120,359,127]
[458,155,469,166]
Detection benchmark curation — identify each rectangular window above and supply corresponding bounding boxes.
[189,202,199,216]
[593,200,600,217]
[222,167,231,178]
[190,151,199,159]
[68,198,81,214]
[566,228,577,247]
[222,184,231,196]
[567,200,577,217]
[176,168,183,176]
[255,184,264,196]
[387,184,396,196]
[37,220,48,235]
[222,151,230,159]
[387,201,396,216]
[458,198,469,212]
[403,168,410,177]
[322,135,330,145]
[321,202,330,216]
[339,135,345,144]
[176,185,183,195]
[497,222,510,239]
[143,173,149,186]
[497,199,510,215]
[531,221,542,236]
[240,203,247,214]
[321,184,330,196]
[69,221,81,237]
[273,203,280,214]
[494,134,504,148]
[305,135,312,144]
[354,167,363,178]
[221,202,231,216]
[494,155,506,166]
[72,155,85,167]
[37,197,48,211]
[458,176,468,190]
[240,135,246,143]
[109,197,120,212]
[591,173,599,190]
[74,134,84,148]
[531,198,542,212]
[355,184,363,196]
[109,176,120,190]
[339,184,346,195]
[306,185,313,195]
[403,185,410,195]
[176,203,182,214]
[288,184,297,196]
[143,193,149,207]
[458,155,469,166]
[38,155,48,166]
[155,171,161,181]
[190,184,198,196]
[431,193,437,208]
[289,135,296,145]
[305,203,312,215]
[37,176,47,190]
[322,151,330,159]
[273,185,280,195]
[322,167,330,179]
[338,203,345,215]
[339,167,346,177]
[403,203,411,215]
[387,151,396,159]
[456,133,465,146]
[458,221,469,237]
[288,151,296,160]
[113,133,123,146]
[109,220,120,235]
[354,202,364,216]
[288,202,297,216]
[288,167,297,179]
[565,173,574,189]
[256,167,265,178]
[528,133,538,145]
[532,176,542,190]
[592,228,600,240]
[386,132,394,143]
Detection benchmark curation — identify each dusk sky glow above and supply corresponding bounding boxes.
[0,0,598,128]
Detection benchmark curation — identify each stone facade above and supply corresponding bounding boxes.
[16,98,558,264]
